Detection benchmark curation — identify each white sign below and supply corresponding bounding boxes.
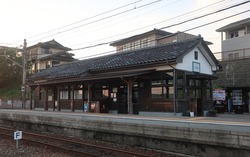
[213,90,226,100]
[14,131,22,140]
[192,62,200,73]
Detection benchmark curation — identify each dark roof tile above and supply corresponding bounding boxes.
[29,37,202,81]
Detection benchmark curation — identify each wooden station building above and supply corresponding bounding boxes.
[27,33,219,116]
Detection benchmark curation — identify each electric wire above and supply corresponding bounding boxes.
[75,9,250,60]
[72,0,249,52]
[59,0,182,46]
[160,0,250,29]
[12,0,143,44]
[28,0,163,44]
[68,0,228,48]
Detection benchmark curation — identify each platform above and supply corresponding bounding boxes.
[0,109,249,157]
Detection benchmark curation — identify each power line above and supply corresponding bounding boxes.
[29,0,162,44]
[182,10,250,33]
[160,0,250,29]
[13,0,143,44]
[72,1,249,52]
[74,9,250,60]
[59,0,182,46]
[68,0,227,48]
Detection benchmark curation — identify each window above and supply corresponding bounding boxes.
[102,89,109,98]
[92,84,109,99]
[41,48,50,54]
[60,85,69,100]
[60,91,69,100]
[230,31,238,38]
[151,72,173,99]
[39,92,44,100]
[74,90,83,99]
[194,51,198,60]
[176,70,185,99]
[177,88,184,99]
[141,38,148,48]
[135,40,140,49]
[73,85,83,100]
[152,87,167,99]
[188,79,202,99]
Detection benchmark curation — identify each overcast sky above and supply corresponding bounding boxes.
[0,0,249,59]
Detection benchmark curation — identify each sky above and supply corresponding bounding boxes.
[0,0,249,60]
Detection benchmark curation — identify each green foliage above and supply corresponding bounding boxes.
[0,86,21,99]
[0,48,22,88]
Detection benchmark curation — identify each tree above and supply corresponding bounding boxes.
[0,48,22,88]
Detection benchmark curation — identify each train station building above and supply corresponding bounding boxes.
[27,29,220,116]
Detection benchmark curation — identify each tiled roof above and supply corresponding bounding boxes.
[29,37,204,81]
[27,39,72,51]
[216,18,250,32]
[110,29,172,46]
[38,52,76,62]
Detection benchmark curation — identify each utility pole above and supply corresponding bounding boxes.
[21,39,27,109]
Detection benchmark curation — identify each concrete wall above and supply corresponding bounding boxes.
[214,58,250,87]
[0,110,249,157]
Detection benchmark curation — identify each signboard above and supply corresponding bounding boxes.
[14,131,22,140]
[192,62,200,73]
[213,90,226,100]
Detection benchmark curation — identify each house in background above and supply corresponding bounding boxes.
[26,39,75,74]
[216,18,250,60]
[214,18,250,113]
[110,29,212,53]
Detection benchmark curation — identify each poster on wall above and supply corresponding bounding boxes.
[213,90,226,100]
[233,90,242,105]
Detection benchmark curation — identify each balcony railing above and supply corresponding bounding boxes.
[213,48,250,61]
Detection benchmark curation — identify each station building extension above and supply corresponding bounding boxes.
[27,33,219,116]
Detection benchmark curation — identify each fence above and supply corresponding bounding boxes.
[213,48,250,61]
[0,99,30,109]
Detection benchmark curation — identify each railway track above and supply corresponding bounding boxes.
[0,127,153,157]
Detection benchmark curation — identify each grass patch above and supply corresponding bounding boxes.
[0,86,21,99]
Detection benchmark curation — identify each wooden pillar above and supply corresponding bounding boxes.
[44,87,48,111]
[52,87,56,111]
[82,83,85,112]
[122,77,136,114]
[29,86,36,110]
[87,82,92,112]
[173,69,177,116]
[56,86,61,111]
[30,90,33,110]
[70,84,75,112]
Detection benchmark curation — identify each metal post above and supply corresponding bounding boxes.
[21,39,27,109]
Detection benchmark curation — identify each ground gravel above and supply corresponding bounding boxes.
[0,136,73,157]
[0,135,183,157]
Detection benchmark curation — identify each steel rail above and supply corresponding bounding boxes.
[0,126,151,157]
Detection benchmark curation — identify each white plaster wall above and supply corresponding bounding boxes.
[175,48,213,75]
